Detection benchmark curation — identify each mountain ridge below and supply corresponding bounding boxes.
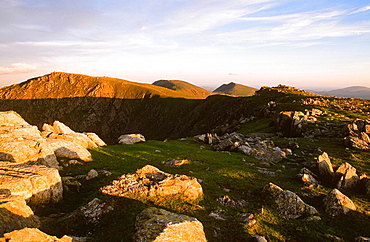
[312,86,370,99]
[0,72,207,100]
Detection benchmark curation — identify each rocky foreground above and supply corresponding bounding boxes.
[0,84,370,241]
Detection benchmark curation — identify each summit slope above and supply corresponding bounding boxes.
[213,82,257,96]
[152,79,212,99]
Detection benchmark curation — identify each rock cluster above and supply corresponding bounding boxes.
[344,119,370,150]
[0,111,106,239]
[134,207,207,242]
[195,132,289,162]
[0,111,106,168]
[276,109,324,137]
[101,165,203,202]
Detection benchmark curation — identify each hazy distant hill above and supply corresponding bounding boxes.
[314,86,370,99]
[213,82,257,96]
[152,79,211,99]
[0,72,205,100]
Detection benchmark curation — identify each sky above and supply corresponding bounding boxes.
[0,0,370,90]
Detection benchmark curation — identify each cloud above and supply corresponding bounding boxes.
[0,63,37,74]
[350,5,370,14]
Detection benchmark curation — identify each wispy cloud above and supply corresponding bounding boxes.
[0,63,37,74]
[350,5,370,14]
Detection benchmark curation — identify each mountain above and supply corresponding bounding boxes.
[152,79,211,99]
[313,86,370,99]
[213,82,257,96]
[0,72,207,100]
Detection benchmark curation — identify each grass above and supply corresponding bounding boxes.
[39,136,370,241]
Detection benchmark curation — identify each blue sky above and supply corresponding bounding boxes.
[0,0,369,90]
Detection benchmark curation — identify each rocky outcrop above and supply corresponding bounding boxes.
[264,183,318,219]
[0,194,40,236]
[42,121,106,149]
[276,109,324,137]
[0,111,106,168]
[117,134,146,144]
[0,162,62,205]
[323,189,356,216]
[344,119,370,150]
[134,207,207,242]
[196,132,288,162]
[0,228,74,242]
[100,165,203,202]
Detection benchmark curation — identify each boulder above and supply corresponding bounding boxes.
[86,169,99,180]
[355,237,370,242]
[48,133,98,149]
[323,189,356,216]
[101,165,203,202]
[134,207,207,242]
[334,163,360,190]
[45,139,92,162]
[0,111,30,126]
[164,159,191,167]
[63,198,113,224]
[0,140,58,168]
[0,195,40,236]
[264,183,318,219]
[117,134,145,144]
[297,168,319,186]
[1,228,73,242]
[0,162,63,205]
[317,152,334,181]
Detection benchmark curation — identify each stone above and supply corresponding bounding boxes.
[164,159,191,167]
[239,213,257,227]
[209,210,229,220]
[1,228,73,242]
[0,195,40,236]
[252,235,268,242]
[117,134,145,144]
[323,189,356,216]
[86,169,99,180]
[134,207,207,242]
[101,165,203,202]
[317,152,334,181]
[0,111,30,126]
[264,183,318,219]
[49,133,98,149]
[297,167,319,186]
[216,196,246,207]
[334,163,360,190]
[45,139,92,161]
[63,198,113,224]
[0,162,63,205]
[84,132,107,147]
[51,120,75,135]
